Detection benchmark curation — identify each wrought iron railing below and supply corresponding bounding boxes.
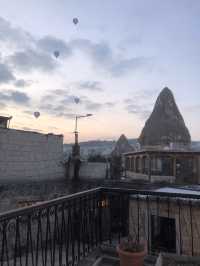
[1,187,200,265]
[0,188,102,266]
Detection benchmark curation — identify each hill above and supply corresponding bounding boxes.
[63,138,138,158]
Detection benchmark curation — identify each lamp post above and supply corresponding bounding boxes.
[72,113,93,181]
[72,113,93,158]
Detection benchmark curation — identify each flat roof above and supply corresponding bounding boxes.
[0,116,12,121]
[0,127,63,137]
[124,149,200,156]
[155,187,200,196]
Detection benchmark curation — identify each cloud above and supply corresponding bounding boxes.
[124,89,158,103]
[37,36,72,58]
[40,103,67,113]
[125,103,150,120]
[84,101,103,111]
[110,57,153,76]
[14,79,31,87]
[124,89,157,120]
[69,39,112,63]
[11,91,30,104]
[0,62,15,84]
[69,38,113,72]
[104,102,115,107]
[24,107,74,119]
[40,94,56,103]
[60,95,79,105]
[68,38,152,76]
[24,110,34,116]
[38,89,77,118]
[0,90,30,105]
[38,105,76,119]
[39,88,115,117]
[35,89,71,116]
[0,17,33,48]
[0,102,6,109]
[50,89,69,96]
[0,17,152,78]
[38,101,72,118]
[7,49,57,73]
[41,89,80,106]
[83,98,115,111]
[76,81,104,92]
[55,112,76,119]
[0,18,59,74]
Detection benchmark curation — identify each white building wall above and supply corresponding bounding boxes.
[126,171,175,183]
[0,128,65,181]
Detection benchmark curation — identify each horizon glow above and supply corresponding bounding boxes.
[0,0,200,143]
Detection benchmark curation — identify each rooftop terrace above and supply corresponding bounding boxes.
[1,186,200,266]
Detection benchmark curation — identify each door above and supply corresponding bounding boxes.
[151,215,176,253]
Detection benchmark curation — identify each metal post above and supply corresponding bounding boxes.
[148,155,151,182]
[173,156,176,178]
[75,116,78,133]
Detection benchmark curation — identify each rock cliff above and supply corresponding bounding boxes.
[139,87,191,147]
[111,134,134,156]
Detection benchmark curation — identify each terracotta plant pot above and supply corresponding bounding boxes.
[117,242,147,266]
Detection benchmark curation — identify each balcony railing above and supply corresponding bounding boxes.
[1,187,200,265]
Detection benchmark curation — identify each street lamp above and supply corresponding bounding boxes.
[74,113,93,133]
[72,113,93,158]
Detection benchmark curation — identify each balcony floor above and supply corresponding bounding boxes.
[77,245,157,266]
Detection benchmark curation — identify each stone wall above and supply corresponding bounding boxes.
[68,161,108,180]
[129,196,200,256]
[0,128,65,182]
[80,162,108,179]
[155,252,200,266]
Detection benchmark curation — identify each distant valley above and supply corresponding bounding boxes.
[63,138,138,158]
[64,139,200,158]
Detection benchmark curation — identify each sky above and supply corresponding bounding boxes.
[0,0,200,143]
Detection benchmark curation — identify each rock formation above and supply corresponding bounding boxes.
[139,87,191,147]
[111,134,134,156]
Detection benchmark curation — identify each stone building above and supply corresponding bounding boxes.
[0,115,12,128]
[125,150,200,183]
[0,125,65,182]
[129,187,200,256]
[124,87,200,184]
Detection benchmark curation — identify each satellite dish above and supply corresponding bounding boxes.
[73,18,79,25]
[54,51,60,58]
[34,111,40,118]
[74,97,80,104]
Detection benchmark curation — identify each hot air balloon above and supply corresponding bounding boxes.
[34,111,40,118]
[73,18,79,25]
[74,97,80,104]
[54,51,60,58]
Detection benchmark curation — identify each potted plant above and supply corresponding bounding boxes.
[117,235,147,266]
